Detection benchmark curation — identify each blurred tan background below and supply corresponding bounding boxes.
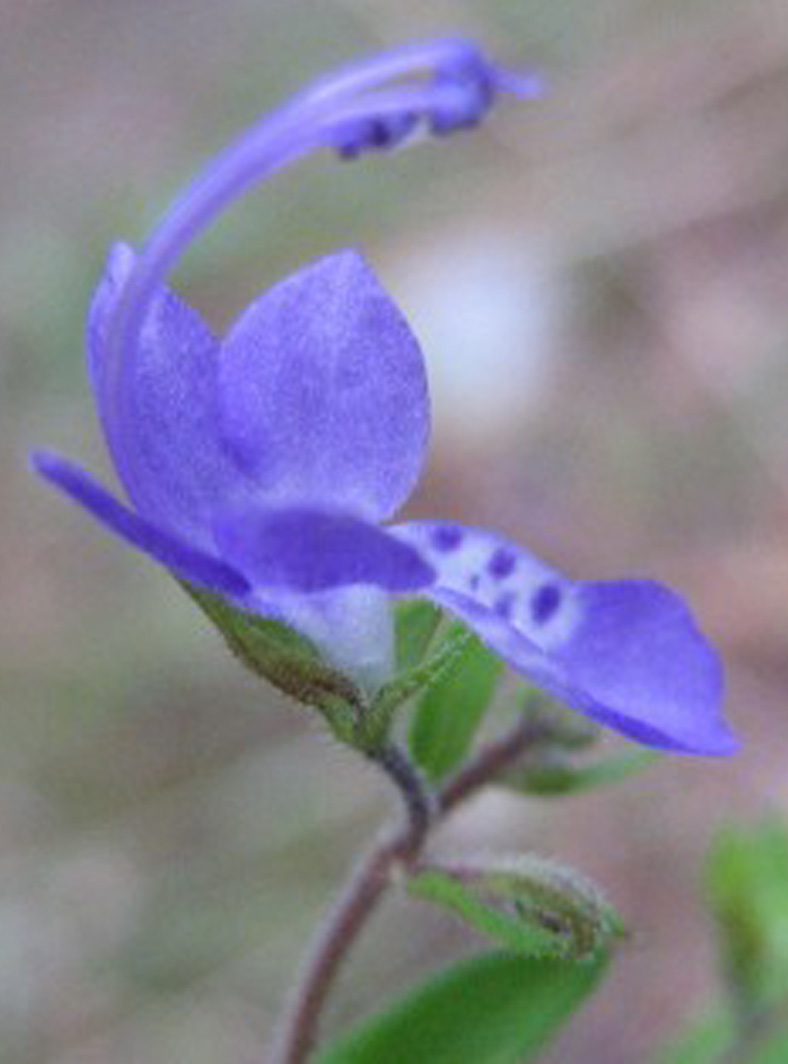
[4,1,788,1061]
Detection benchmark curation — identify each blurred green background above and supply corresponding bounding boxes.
[4,0,788,1061]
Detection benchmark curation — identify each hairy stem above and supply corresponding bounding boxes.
[269,719,545,1064]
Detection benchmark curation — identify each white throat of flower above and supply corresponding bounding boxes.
[280,587,395,698]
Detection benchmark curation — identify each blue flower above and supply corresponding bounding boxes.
[33,39,737,755]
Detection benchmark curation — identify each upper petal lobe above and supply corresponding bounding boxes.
[218,250,430,520]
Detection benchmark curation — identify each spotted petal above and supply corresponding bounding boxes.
[217,250,430,520]
[88,243,243,547]
[32,452,249,597]
[393,522,737,755]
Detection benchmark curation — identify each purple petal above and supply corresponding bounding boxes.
[547,581,734,754]
[393,521,737,755]
[217,250,429,520]
[88,243,243,547]
[214,504,434,594]
[32,451,249,597]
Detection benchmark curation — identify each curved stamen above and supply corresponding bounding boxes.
[101,42,537,497]
[293,37,483,108]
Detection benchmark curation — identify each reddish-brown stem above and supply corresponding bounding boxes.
[267,821,423,1064]
[268,719,544,1064]
[439,714,549,811]
[267,744,431,1064]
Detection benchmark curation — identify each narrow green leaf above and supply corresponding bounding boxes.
[409,625,503,781]
[513,749,658,797]
[408,856,622,961]
[315,950,609,1064]
[395,599,443,670]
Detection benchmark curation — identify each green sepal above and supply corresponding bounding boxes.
[512,748,659,796]
[314,949,609,1064]
[408,855,623,961]
[181,583,363,742]
[360,622,474,752]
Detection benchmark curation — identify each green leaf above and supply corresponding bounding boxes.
[395,599,443,671]
[408,625,503,781]
[181,583,362,741]
[408,856,622,961]
[513,749,658,797]
[750,1018,788,1064]
[315,950,609,1064]
[706,817,788,1014]
[653,819,788,1064]
[649,1012,733,1064]
[651,1005,788,1064]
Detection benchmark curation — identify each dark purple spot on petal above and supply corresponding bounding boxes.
[531,583,562,625]
[431,525,463,552]
[495,592,516,619]
[469,574,480,592]
[488,548,516,579]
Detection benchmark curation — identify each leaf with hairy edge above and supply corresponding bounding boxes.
[408,624,503,781]
[315,950,609,1064]
[408,857,622,961]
